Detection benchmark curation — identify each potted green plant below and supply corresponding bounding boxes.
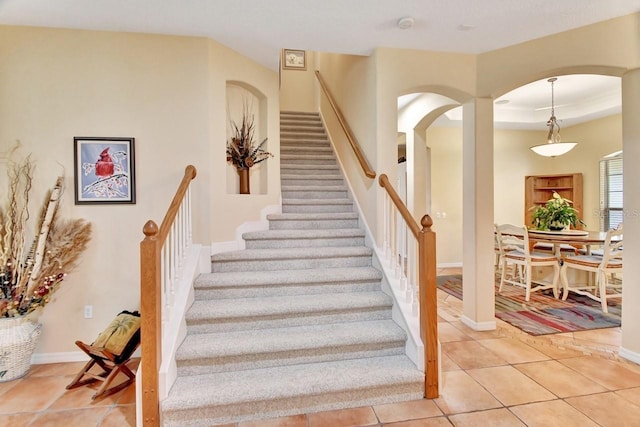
[530,192,585,231]
[225,103,273,194]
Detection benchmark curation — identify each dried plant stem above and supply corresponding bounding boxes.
[4,157,33,292]
[25,177,63,297]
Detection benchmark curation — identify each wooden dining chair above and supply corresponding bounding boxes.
[496,224,560,301]
[560,224,623,313]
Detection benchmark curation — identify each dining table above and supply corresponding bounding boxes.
[527,229,620,257]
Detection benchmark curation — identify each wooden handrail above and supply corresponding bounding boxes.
[140,165,197,426]
[315,70,376,179]
[379,173,438,398]
[378,174,421,238]
[158,165,197,240]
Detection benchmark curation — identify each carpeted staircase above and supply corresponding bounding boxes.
[160,111,424,426]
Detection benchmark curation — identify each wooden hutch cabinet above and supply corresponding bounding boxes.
[524,173,583,228]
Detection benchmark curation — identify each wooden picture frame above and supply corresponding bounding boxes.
[282,49,306,70]
[74,137,136,204]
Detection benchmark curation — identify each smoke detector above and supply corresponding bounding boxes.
[397,17,415,30]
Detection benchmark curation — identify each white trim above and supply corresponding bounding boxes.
[619,346,640,365]
[32,345,144,365]
[158,244,206,400]
[460,315,497,331]
[319,110,425,370]
[438,262,463,268]
[31,351,88,364]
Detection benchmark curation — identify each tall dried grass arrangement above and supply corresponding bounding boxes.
[0,156,92,317]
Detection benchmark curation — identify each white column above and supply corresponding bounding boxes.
[461,98,496,330]
[405,131,415,213]
[411,129,428,219]
[620,68,640,363]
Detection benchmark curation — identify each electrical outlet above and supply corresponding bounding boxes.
[84,305,93,319]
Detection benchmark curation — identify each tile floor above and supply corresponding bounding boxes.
[1,267,639,426]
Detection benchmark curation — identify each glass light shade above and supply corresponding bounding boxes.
[530,141,578,157]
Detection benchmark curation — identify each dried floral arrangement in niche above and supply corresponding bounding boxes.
[226,102,273,169]
[0,153,92,317]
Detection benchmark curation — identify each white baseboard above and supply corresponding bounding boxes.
[31,351,88,365]
[437,262,463,268]
[619,346,640,365]
[460,315,496,331]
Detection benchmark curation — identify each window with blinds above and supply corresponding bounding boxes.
[599,153,623,231]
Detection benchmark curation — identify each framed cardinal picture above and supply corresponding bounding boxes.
[73,137,136,204]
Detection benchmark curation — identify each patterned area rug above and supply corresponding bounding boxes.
[437,274,621,336]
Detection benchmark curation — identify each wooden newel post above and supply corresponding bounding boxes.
[418,214,439,398]
[140,220,161,426]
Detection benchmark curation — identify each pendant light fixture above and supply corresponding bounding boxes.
[530,77,578,157]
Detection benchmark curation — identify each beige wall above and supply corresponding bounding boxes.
[314,52,379,232]
[426,115,622,264]
[476,13,639,98]
[207,39,281,243]
[313,49,477,241]
[0,25,279,355]
[1,12,637,357]
[280,51,318,112]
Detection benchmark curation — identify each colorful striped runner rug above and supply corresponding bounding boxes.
[437,274,621,336]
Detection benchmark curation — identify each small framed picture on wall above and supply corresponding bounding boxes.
[282,49,306,70]
[73,136,136,204]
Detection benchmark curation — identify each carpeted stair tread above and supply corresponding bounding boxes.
[283,198,352,205]
[281,126,325,133]
[176,320,405,361]
[267,212,357,221]
[195,266,382,289]
[162,355,422,413]
[281,164,340,172]
[243,228,364,240]
[211,245,371,262]
[281,174,343,180]
[280,111,320,116]
[282,184,347,191]
[185,291,392,322]
[243,229,365,249]
[280,132,328,140]
[280,142,333,149]
[281,154,335,161]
